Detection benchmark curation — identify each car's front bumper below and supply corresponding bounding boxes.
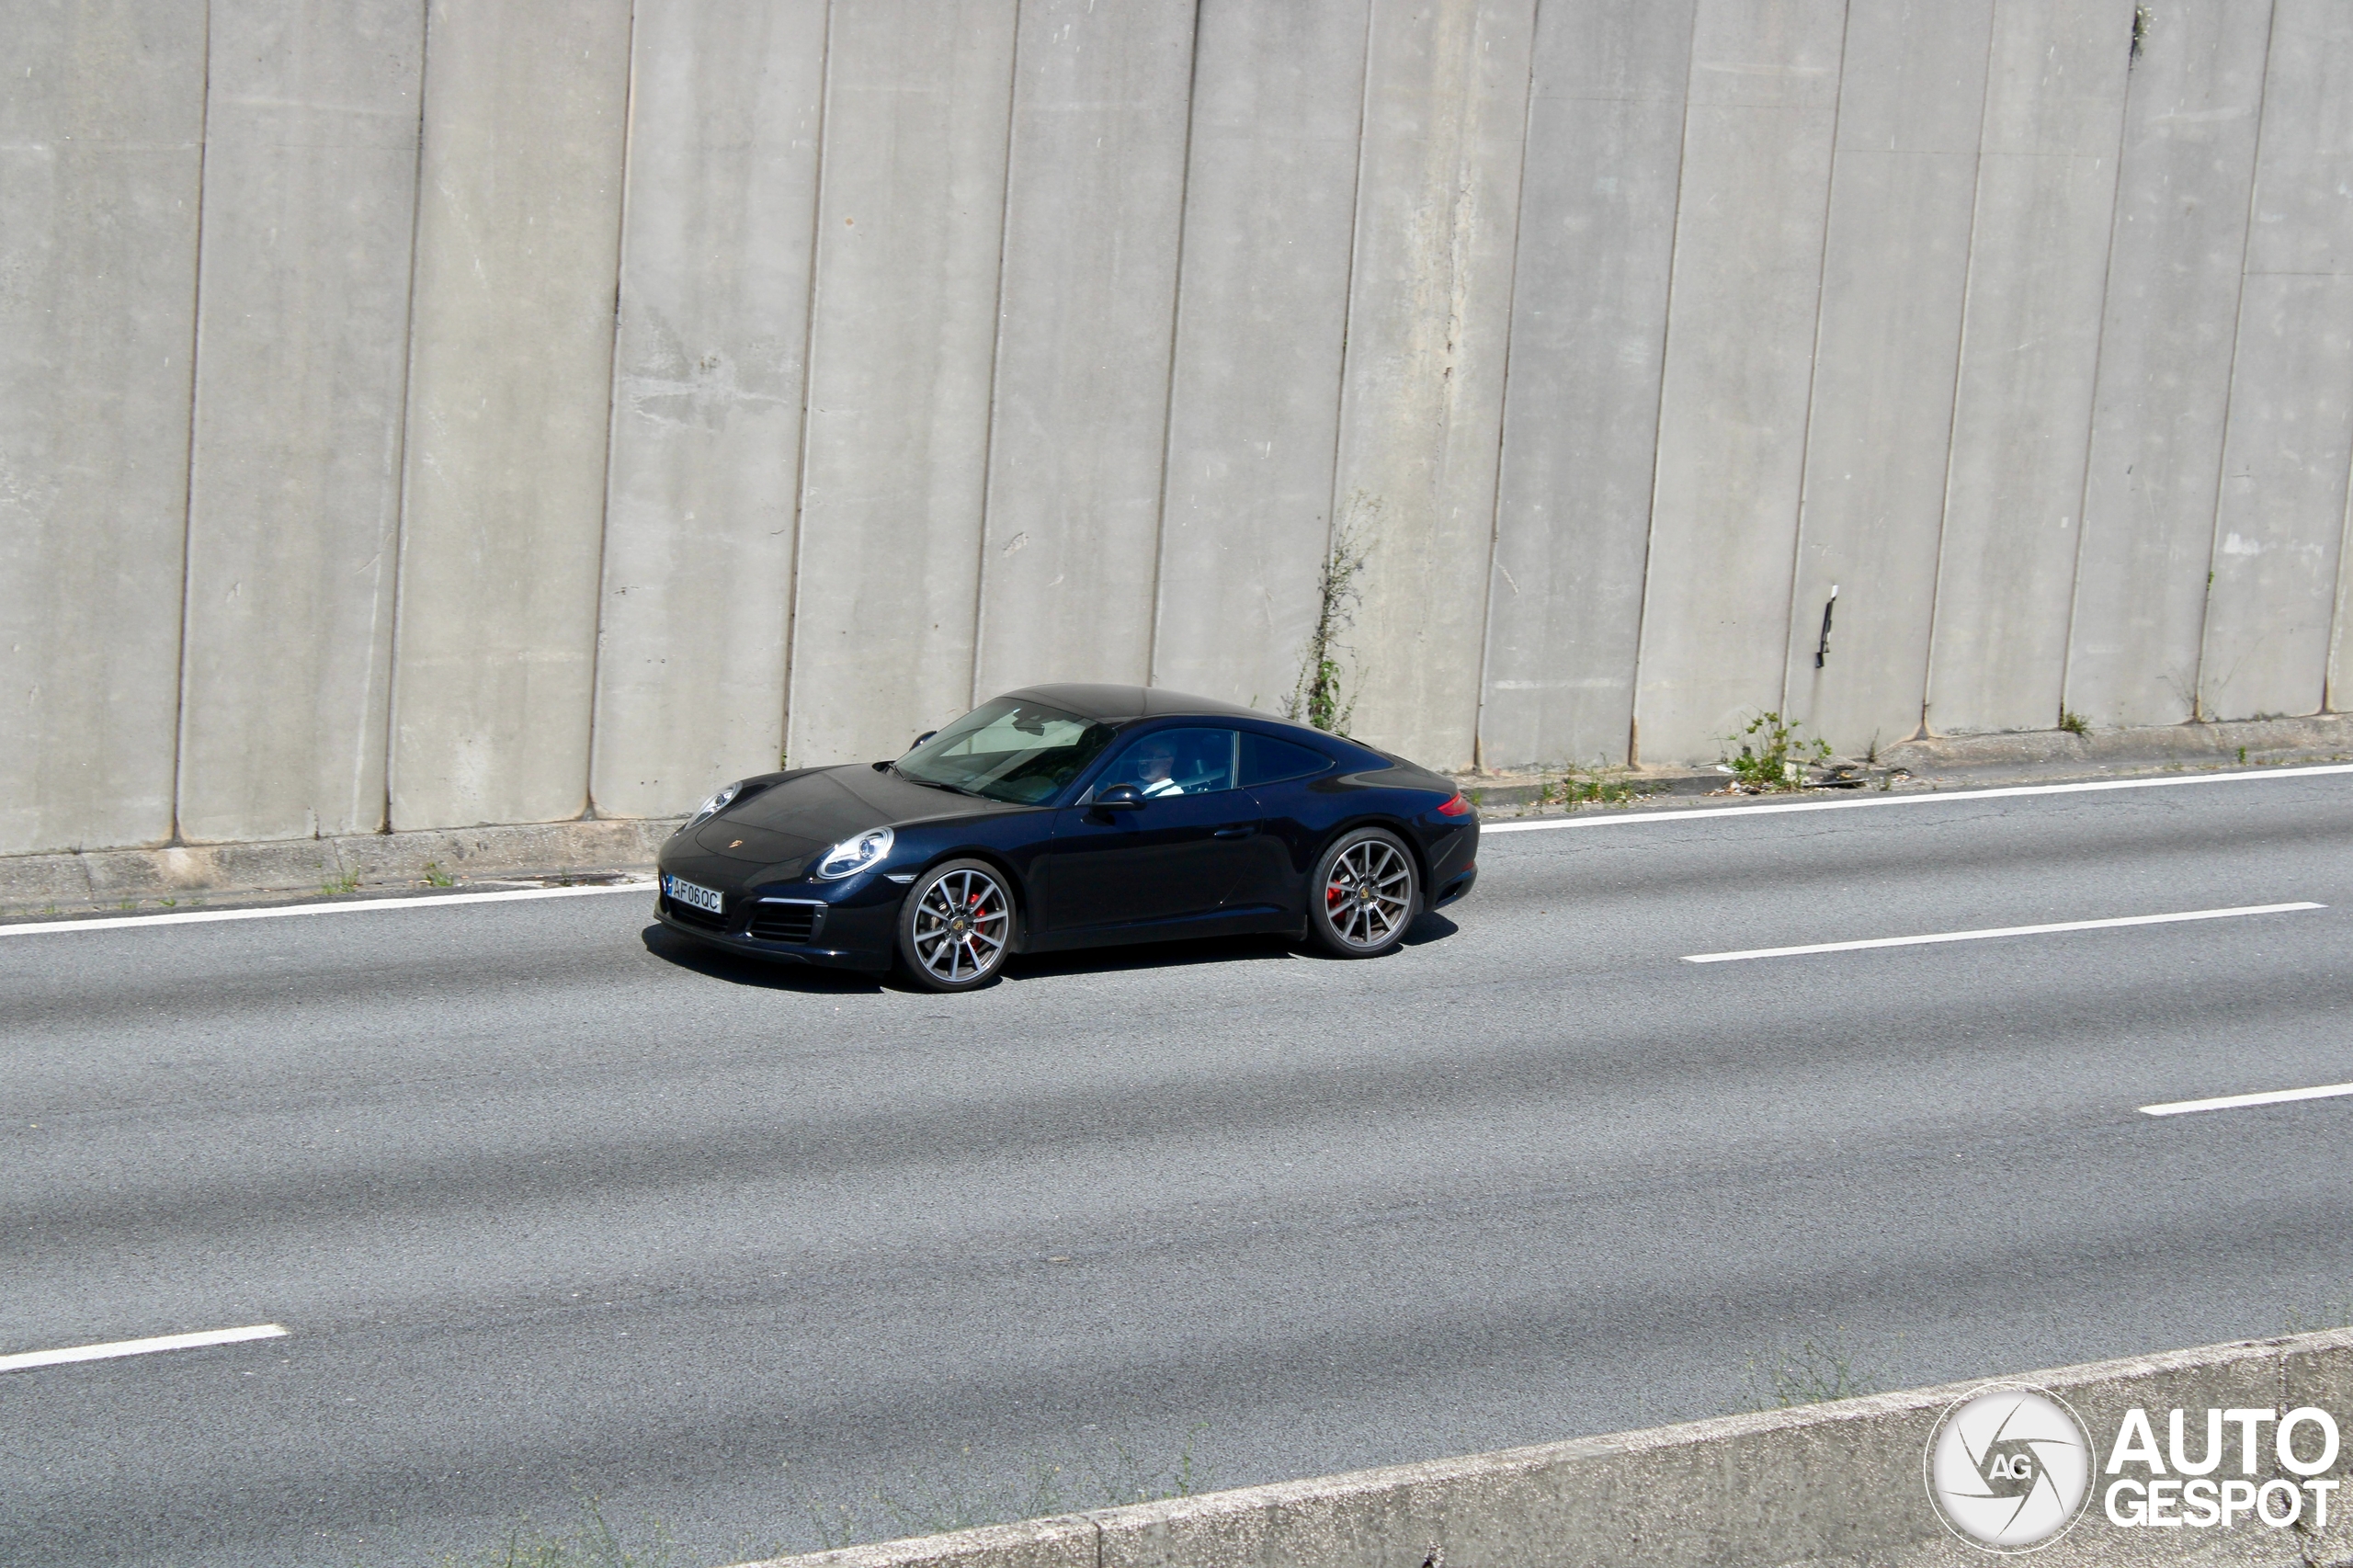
[652,850,906,973]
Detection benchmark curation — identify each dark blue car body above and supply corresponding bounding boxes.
[653,684,1478,974]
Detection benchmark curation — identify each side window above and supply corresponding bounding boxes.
[1086,728,1238,799]
[1239,733,1333,788]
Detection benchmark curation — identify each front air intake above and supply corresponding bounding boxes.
[748,901,823,943]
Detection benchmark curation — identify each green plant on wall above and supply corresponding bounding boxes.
[1286,501,1373,734]
[1722,710,1831,792]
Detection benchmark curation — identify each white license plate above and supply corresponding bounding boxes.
[664,874,723,915]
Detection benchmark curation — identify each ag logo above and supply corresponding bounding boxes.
[1925,1383,2093,1551]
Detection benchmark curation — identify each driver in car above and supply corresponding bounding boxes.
[1133,739,1185,797]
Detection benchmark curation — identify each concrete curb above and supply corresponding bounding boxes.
[736,1328,2353,1568]
[1883,713,2353,774]
[0,817,685,918]
[1455,713,2353,810]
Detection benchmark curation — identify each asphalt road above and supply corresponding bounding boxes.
[6,770,2353,1566]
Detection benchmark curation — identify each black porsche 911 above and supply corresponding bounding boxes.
[653,684,1479,992]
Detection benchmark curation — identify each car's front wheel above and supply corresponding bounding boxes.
[1306,827,1419,958]
[897,858,1015,992]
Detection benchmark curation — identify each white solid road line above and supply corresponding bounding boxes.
[0,1323,289,1374]
[0,880,655,937]
[1482,762,2353,834]
[2142,1082,2353,1118]
[1683,902,2325,964]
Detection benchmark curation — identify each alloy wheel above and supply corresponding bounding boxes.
[1322,837,1412,950]
[911,867,1009,983]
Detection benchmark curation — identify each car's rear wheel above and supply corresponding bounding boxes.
[897,858,1014,992]
[1306,827,1418,958]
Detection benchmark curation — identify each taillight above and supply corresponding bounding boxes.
[1437,793,1472,816]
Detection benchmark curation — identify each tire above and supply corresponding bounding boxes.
[1305,827,1419,959]
[896,858,1015,992]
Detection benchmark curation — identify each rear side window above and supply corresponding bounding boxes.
[1240,733,1333,788]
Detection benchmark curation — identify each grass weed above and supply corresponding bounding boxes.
[371,1431,1215,1567]
[2284,1299,2353,1335]
[353,1496,685,1568]
[1744,1328,1886,1409]
[1538,767,1639,809]
[1722,711,1832,793]
[792,1427,1214,1551]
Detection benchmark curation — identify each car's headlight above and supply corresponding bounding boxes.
[684,781,743,833]
[814,826,893,880]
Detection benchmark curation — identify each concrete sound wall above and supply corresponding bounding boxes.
[8,0,2353,857]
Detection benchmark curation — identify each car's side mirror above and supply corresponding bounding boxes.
[1094,783,1145,812]
[912,730,937,748]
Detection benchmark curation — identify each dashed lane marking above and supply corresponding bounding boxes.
[0,1324,289,1374]
[2142,1082,2353,1118]
[1682,902,2324,964]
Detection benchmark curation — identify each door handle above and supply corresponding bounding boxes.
[1213,824,1255,838]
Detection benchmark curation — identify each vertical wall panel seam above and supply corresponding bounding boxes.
[1918,0,2004,738]
[967,0,1029,709]
[378,1,434,835]
[1316,0,1382,681]
[2267,0,2344,721]
[1468,0,1542,773]
[2192,0,2280,722]
[383,2,441,833]
[583,0,642,818]
[1144,0,1207,687]
[2052,0,2137,725]
[1773,0,1852,720]
[780,0,839,765]
[166,0,215,848]
[2327,435,2353,710]
[1624,0,1706,768]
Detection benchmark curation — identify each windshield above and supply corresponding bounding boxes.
[894,699,1117,805]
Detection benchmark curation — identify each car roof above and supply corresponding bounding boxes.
[1003,684,1268,723]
